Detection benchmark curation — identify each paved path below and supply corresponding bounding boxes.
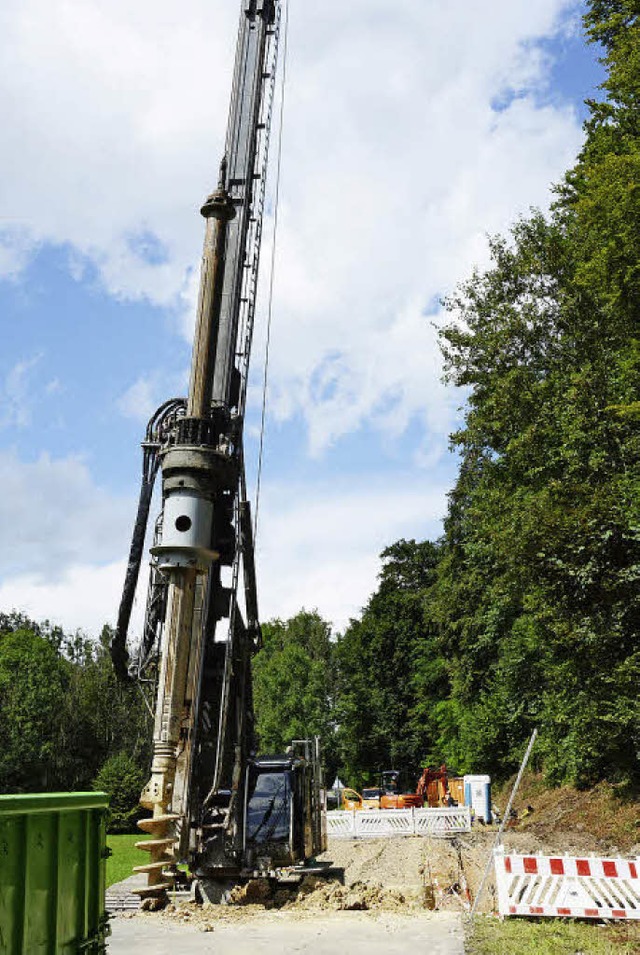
[109,912,465,955]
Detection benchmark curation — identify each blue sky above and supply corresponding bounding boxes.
[0,0,604,636]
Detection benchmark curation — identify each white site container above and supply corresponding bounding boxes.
[464,774,492,823]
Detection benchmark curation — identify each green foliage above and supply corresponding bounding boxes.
[63,625,152,790]
[0,629,71,792]
[427,0,640,787]
[93,754,146,834]
[335,540,446,789]
[0,616,151,796]
[253,611,338,780]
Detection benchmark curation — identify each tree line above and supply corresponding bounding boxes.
[1,0,638,808]
[252,0,640,793]
[429,0,640,788]
[0,612,151,828]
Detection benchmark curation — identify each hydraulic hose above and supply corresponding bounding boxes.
[111,399,186,681]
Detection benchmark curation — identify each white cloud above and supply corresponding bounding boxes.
[45,378,63,396]
[0,229,37,279]
[116,376,158,423]
[0,450,133,579]
[0,450,149,637]
[255,476,449,632]
[0,1,591,634]
[0,448,448,637]
[0,355,42,429]
[0,0,585,454]
[116,369,190,423]
[262,74,583,452]
[0,0,237,302]
[0,560,128,637]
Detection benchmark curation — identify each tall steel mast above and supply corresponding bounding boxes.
[112,0,283,903]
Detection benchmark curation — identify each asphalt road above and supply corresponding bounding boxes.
[109,912,465,954]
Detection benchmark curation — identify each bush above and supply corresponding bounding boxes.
[93,754,146,834]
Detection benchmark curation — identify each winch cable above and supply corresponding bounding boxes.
[253,0,290,543]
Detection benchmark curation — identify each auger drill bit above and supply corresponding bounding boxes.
[134,570,199,905]
[132,813,181,908]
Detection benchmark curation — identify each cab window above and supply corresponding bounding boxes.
[246,769,291,844]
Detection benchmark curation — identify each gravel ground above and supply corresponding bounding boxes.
[315,826,621,912]
[109,911,465,955]
[315,831,532,912]
[108,824,627,954]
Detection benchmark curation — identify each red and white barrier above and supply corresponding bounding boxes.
[495,849,640,920]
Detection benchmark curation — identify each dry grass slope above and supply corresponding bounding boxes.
[493,772,640,854]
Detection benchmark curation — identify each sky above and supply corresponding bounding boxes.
[0,0,604,638]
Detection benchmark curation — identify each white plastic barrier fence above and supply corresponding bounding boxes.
[495,849,640,920]
[355,809,414,838]
[414,807,472,835]
[326,807,471,839]
[325,811,356,839]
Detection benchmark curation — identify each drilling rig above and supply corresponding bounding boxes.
[111,0,326,905]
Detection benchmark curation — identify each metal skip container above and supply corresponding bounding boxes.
[0,792,110,954]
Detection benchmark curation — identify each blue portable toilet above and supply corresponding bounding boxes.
[463,775,491,823]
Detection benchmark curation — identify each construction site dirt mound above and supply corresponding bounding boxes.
[125,882,419,933]
[493,772,640,854]
[122,829,605,928]
[282,876,412,911]
[123,835,489,926]
[227,875,416,912]
[116,787,640,931]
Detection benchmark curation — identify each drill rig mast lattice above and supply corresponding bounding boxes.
[111,0,324,905]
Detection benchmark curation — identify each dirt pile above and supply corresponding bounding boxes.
[146,832,548,924]
[143,898,268,929]
[229,875,416,911]
[289,876,412,911]
[129,877,419,932]
[320,821,640,913]
[316,835,480,911]
[118,794,640,931]
[493,773,640,853]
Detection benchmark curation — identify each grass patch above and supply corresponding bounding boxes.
[467,916,640,954]
[106,833,148,888]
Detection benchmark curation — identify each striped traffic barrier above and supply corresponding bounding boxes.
[495,849,640,920]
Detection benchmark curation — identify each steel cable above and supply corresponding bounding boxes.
[253,0,290,543]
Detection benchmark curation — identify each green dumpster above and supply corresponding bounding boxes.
[0,792,110,954]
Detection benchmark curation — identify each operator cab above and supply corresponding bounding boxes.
[243,741,326,871]
[381,770,401,793]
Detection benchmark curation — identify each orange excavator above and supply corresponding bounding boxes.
[380,766,464,809]
[379,770,423,809]
[417,765,449,806]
